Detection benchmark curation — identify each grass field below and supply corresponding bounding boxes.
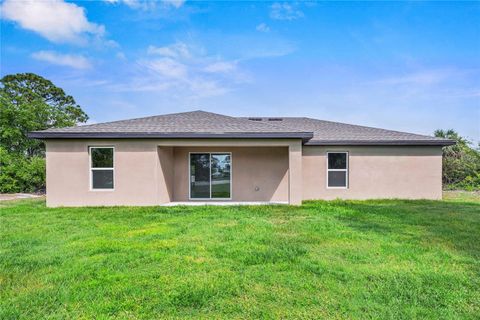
[1,197,479,319]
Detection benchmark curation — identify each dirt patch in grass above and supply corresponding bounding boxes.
[443,190,480,202]
[0,193,44,201]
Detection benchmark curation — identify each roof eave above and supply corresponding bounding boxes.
[304,139,456,146]
[28,131,314,141]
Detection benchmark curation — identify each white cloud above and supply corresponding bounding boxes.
[372,70,455,86]
[256,23,270,32]
[104,0,152,10]
[141,58,188,79]
[111,41,244,97]
[270,2,304,20]
[164,0,186,8]
[116,52,127,60]
[203,61,237,73]
[147,42,191,59]
[188,79,227,97]
[31,51,92,69]
[103,0,185,9]
[0,0,105,44]
[109,38,294,97]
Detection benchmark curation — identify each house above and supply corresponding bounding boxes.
[29,110,454,207]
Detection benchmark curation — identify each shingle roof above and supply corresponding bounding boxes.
[29,110,454,146]
[28,110,313,140]
[243,117,454,146]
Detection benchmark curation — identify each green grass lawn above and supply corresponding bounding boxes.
[1,197,479,319]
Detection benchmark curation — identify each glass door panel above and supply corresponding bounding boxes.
[190,153,210,199]
[211,154,231,199]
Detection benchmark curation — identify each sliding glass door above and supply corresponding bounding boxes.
[190,153,231,199]
[190,154,210,199]
[211,154,231,198]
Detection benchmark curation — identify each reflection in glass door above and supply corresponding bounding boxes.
[190,153,210,199]
[211,154,231,198]
[190,153,231,199]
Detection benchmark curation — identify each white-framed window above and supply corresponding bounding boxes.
[327,152,348,188]
[89,146,114,190]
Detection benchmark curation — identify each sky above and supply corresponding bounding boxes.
[1,0,479,142]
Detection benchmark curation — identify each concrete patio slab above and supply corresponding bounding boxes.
[161,201,288,206]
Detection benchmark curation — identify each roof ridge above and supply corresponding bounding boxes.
[193,111,314,133]
[240,117,304,133]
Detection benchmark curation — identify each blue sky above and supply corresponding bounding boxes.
[1,0,479,142]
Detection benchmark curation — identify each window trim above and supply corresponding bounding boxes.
[188,152,232,200]
[326,151,349,189]
[89,146,115,191]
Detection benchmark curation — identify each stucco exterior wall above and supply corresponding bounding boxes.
[302,145,443,200]
[172,146,289,202]
[44,139,443,207]
[45,139,162,207]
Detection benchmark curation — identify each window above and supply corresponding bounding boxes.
[90,147,114,190]
[327,152,348,188]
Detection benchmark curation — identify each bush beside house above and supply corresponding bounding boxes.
[0,147,45,193]
[435,129,480,191]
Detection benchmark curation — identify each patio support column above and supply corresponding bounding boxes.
[157,146,174,204]
[288,141,303,205]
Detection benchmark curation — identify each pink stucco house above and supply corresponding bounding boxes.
[29,110,454,207]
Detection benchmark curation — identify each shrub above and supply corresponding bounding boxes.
[435,129,480,191]
[447,173,480,191]
[0,147,45,193]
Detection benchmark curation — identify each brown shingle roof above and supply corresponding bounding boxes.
[29,110,454,145]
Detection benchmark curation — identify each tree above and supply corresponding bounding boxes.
[434,129,480,190]
[0,73,88,193]
[0,73,88,157]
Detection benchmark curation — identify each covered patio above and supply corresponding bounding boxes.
[157,139,303,205]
